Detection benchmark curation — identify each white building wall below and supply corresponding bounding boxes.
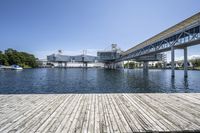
[49,62,104,68]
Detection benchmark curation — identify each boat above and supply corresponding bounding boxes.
[11,65,23,70]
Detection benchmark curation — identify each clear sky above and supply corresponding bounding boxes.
[0,0,200,61]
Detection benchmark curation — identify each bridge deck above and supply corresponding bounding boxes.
[0,93,200,132]
[123,12,200,56]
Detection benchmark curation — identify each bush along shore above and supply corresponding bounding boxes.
[124,60,200,70]
[0,48,38,68]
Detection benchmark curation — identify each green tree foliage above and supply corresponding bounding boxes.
[124,62,136,69]
[155,62,162,68]
[0,48,38,68]
[190,58,200,67]
[0,53,9,66]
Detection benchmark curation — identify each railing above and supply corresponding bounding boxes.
[117,12,200,62]
[123,12,200,56]
[119,24,200,61]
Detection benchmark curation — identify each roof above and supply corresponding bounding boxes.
[123,12,200,56]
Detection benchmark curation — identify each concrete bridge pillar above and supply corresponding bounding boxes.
[184,47,188,77]
[58,62,63,67]
[83,62,88,68]
[112,63,116,69]
[143,61,149,71]
[64,62,67,68]
[128,60,130,69]
[86,62,88,68]
[110,64,112,69]
[171,46,175,77]
[106,63,111,69]
[108,64,111,69]
[120,61,124,69]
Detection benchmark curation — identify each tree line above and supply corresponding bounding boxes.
[0,48,38,68]
[190,58,200,68]
[124,58,200,69]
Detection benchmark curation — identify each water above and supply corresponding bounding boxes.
[0,68,200,94]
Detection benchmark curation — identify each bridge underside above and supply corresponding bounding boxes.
[120,25,200,61]
[115,13,200,77]
[134,38,200,57]
[96,13,200,77]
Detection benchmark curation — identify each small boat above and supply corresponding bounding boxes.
[11,65,23,70]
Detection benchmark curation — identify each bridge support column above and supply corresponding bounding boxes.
[112,63,116,69]
[143,61,149,71]
[58,62,63,67]
[114,63,116,69]
[171,46,175,77]
[83,62,88,68]
[184,47,188,77]
[108,64,111,69]
[121,61,124,69]
[111,63,113,69]
[64,62,67,68]
[128,60,130,69]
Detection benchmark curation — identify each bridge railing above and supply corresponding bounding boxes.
[123,12,200,56]
[120,24,200,61]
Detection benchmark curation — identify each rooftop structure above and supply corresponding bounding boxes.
[97,44,122,62]
[47,53,98,63]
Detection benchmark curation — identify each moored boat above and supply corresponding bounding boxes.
[11,65,23,70]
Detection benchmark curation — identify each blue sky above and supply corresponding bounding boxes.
[0,0,200,61]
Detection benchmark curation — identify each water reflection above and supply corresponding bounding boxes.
[0,68,200,94]
[183,77,189,92]
[171,77,176,91]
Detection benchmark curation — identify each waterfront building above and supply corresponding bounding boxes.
[46,52,104,68]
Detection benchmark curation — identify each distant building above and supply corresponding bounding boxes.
[37,59,50,67]
[97,44,122,62]
[46,53,103,68]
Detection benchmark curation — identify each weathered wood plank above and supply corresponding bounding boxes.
[109,94,132,132]
[138,94,200,131]
[0,93,200,133]
[54,94,81,133]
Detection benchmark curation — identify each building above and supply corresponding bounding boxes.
[46,52,103,68]
[97,44,122,63]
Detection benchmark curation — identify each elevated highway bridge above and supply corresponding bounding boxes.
[98,12,200,77]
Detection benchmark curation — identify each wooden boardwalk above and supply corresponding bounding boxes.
[0,93,200,132]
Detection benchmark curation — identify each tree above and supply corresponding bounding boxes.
[5,48,17,54]
[0,48,38,68]
[124,62,136,69]
[0,53,9,66]
[190,58,200,67]
[155,62,162,68]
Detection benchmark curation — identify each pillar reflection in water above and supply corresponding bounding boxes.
[170,77,176,91]
[183,77,189,92]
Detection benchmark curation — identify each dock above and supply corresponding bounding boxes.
[0,66,12,69]
[0,93,200,132]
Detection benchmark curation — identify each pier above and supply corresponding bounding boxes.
[0,93,200,132]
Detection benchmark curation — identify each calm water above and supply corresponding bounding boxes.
[0,68,200,94]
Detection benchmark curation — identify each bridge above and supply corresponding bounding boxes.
[98,12,200,77]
